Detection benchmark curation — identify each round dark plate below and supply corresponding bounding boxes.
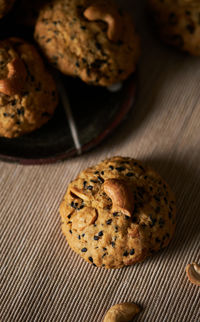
[0,74,136,165]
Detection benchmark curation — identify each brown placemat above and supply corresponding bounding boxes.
[1,1,200,321]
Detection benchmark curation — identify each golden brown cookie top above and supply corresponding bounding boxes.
[60,157,176,268]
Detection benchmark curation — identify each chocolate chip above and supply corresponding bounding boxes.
[80,25,86,30]
[69,230,72,234]
[67,214,71,219]
[103,247,107,251]
[98,231,103,237]
[82,233,85,237]
[81,248,87,252]
[130,249,135,255]
[94,236,99,241]
[94,171,99,174]
[125,215,130,220]
[115,226,118,232]
[78,235,81,239]
[88,257,93,263]
[155,237,161,243]
[123,251,128,257]
[83,181,87,189]
[168,212,172,219]
[109,165,114,170]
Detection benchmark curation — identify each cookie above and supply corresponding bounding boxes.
[34,0,140,86]
[0,38,58,138]
[0,0,15,19]
[60,156,176,269]
[148,0,200,56]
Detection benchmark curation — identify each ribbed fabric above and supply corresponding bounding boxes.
[1,1,200,321]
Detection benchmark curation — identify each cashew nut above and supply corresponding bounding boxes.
[72,207,98,231]
[70,187,90,201]
[0,58,27,96]
[103,302,140,322]
[103,179,134,217]
[186,262,200,286]
[83,4,122,42]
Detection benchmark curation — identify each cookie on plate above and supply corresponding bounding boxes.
[34,0,140,86]
[0,38,58,138]
[0,0,15,19]
[60,156,176,269]
[148,0,200,56]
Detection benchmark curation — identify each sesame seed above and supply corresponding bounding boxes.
[126,172,134,177]
[116,167,125,172]
[106,219,112,225]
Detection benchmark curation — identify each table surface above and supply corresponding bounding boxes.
[1,1,200,321]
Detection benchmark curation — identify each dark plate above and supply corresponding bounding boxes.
[0,74,136,165]
[0,11,137,165]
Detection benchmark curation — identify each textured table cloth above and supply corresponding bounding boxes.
[1,1,200,321]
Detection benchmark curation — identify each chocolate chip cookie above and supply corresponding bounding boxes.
[148,0,200,56]
[0,38,58,138]
[60,156,176,269]
[0,0,15,19]
[34,0,140,86]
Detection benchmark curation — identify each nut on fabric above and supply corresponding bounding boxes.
[186,262,200,286]
[103,302,140,322]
